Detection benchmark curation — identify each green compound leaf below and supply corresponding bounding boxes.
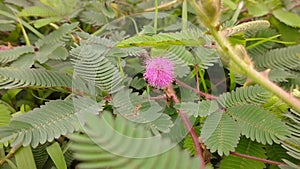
[0,98,103,148]
[255,44,300,71]
[0,46,34,64]
[227,104,290,144]
[219,137,266,169]
[0,68,72,89]
[113,89,173,133]
[116,29,205,48]
[201,112,240,156]
[175,100,219,117]
[217,85,271,108]
[69,113,201,169]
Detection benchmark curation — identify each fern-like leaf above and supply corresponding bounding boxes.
[113,89,173,133]
[219,137,266,169]
[217,85,270,108]
[115,29,205,48]
[282,110,300,160]
[164,46,195,65]
[175,100,219,117]
[35,23,78,47]
[0,68,72,89]
[69,113,201,169]
[0,98,103,148]
[193,46,219,70]
[71,37,123,93]
[79,11,105,26]
[227,104,290,144]
[201,112,240,156]
[0,46,34,64]
[255,44,300,70]
[265,144,299,169]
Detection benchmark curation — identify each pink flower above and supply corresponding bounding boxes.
[144,57,174,88]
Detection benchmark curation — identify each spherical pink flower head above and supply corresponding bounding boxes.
[144,57,175,88]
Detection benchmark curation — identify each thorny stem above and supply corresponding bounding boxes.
[189,0,300,113]
[230,152,287,166]
[165,85,206,169]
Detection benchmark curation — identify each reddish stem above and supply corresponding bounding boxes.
[230,152,288,166]
[165,85,206,169]
[175,79,217,100]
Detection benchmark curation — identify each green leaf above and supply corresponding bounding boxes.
[101,2,115,18]
[47,142,67,169]
[201,112,240,156]
[219,137,266,169]
[269,17,300,43]
[116,29,205,48]
[255,44,300,71]
[217,85,270,108]
[0,68,73,89]
[266,144,299,169]
[175,100,219,117]
[113,89,173,133]
[15,146,37,169]
[227,104,290,144]
[193,46,219,69]
[36,22,78,47]
[18,6,57,17]
[71,37,123,93]
[0,98,102,148]
[282,110,300,161]
[33,17,62,28]
[69,113,201,169]
[247,3,269,17]
[0,46,34,64]
[273,8,300,28]
[0,101,14,126]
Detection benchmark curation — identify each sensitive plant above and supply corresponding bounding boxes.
[0,0,299,169]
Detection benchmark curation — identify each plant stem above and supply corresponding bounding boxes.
[154,0,158,34]
[175,79,217,100]
[165,85,206,169]
[209,28,300,112]
[230,152,287,166]
[182,0,188,31]
[0,144,21,166]
[144,0,178,12]
[189,0,300,112]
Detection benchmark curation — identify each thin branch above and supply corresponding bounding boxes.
[146,95,167,100]
[165,85,206,169]
[175,79,217,100]
[144,0,178,12]
[0,144,21,166]
[230,152,288,166]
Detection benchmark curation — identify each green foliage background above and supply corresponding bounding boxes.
[0,0,299,169]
